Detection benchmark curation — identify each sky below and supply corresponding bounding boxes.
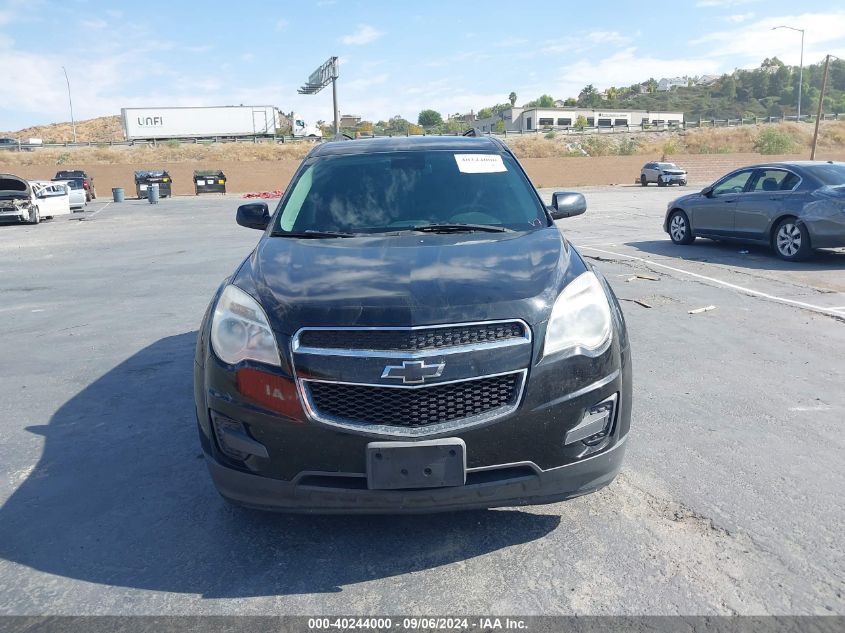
[2,0,845,131]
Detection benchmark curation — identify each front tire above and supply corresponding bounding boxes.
[773,217,811,261]
[640,175,648,186]
[668,210,695,245]
[657,178,666,187]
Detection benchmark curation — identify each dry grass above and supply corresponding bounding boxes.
[1,115,124,143]
[506,122,845,158]
[2,121,845,166]
[0,141,313,167]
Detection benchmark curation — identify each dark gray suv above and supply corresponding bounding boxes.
[664,161,845,260]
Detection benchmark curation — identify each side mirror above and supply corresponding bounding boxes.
[549,191,587,219]
[236,202,270,230]
[701,185,714,197]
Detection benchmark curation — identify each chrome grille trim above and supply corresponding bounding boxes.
[291,319,531,358]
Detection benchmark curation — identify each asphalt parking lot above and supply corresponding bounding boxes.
[0,187,843,616]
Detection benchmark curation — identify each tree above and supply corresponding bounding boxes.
[494,120,506,133]
[721,75,737,101]
[645,78,658,93]
[408,123,424,135]
[526,94,555,108]
[577,84,602,108]
[574,115,588,130]
[477,107,493,119]
[751,71,770,100]
[417,109,443,127]
[563,97,577,106]
[508,91,517,106]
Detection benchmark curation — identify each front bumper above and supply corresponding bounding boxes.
[659,174,687,184]
[205,436,626,513]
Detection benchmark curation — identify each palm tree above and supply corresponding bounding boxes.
[508,91,517,106]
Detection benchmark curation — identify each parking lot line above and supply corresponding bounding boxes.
[85,202,111,218]
[580,245,845,319]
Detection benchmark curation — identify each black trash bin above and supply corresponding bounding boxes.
[134,170,172,199]
[193,170,226,195]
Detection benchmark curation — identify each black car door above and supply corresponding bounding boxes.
[691,168,754,235]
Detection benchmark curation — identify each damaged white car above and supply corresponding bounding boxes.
[0,174,71,225]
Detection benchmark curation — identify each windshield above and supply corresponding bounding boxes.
[657,162,679,170]
[274,150,547,234]
[54,179,82,189]
[808,163,845,186]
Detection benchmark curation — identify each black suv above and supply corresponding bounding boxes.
[54,170,96,201]
[194,135,632,513]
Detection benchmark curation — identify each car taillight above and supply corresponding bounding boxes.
[82,179,89,189]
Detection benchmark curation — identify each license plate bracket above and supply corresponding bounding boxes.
[366,439,466,490]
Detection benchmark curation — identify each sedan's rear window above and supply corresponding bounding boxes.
[807,164,845,186]
[276,151,547,233]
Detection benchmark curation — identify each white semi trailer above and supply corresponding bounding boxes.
[121,106,282,140]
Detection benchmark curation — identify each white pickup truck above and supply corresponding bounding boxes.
[0,174,72,224]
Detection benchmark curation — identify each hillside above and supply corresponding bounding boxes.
[477,57,845,123]
[1,115,123,143]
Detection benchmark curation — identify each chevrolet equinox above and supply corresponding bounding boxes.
[193,135,632,513]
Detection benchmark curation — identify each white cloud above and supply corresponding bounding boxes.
[549,47,722,96]
[725,12,754,23]
[587,31,630,45]
[241,53,255,62]
[345,73,389,91]
[690,11,845,65]
[275,19,288,31]
[185,44,212,53]
[340,24,384,46]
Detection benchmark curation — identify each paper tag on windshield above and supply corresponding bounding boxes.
[454,154,507,174]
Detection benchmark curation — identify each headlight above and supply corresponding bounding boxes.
[210,285,281,366]
[544,272,612,357]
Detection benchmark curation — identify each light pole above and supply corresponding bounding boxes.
[61,66,77,143]
[772,26,804,121]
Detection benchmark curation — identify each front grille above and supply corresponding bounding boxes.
[305,373,520,428]
[297,322,526,352]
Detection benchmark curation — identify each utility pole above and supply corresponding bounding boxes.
[810,54,833,160]
[772,26,805,121]
[62,66,77,143]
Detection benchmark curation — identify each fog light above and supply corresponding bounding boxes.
[564,393,617,446]
[210,411,269,461]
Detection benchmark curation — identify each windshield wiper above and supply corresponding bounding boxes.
[409,223,509,233]
[270,230,356,238]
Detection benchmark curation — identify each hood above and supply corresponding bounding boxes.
[233,228,584,334]
[670,190,704,206]
[661,168,686,175]
[0,174,31,199]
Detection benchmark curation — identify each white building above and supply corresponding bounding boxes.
[472,107,685,133]
[657,77,688,91]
